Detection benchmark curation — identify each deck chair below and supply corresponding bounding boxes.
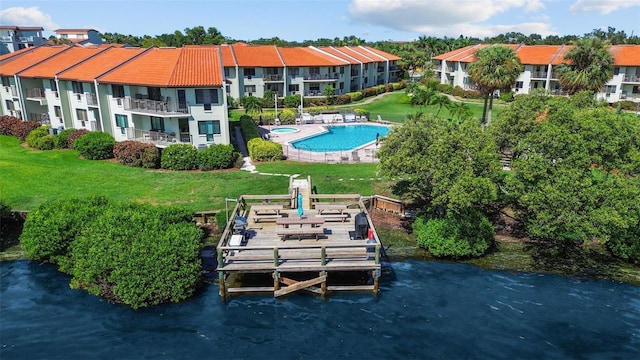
[351,151,361,162]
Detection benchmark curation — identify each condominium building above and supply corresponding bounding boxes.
[433,44,640,104]
[54,29,103,46]
[0,26,45,55]
[0,43,401,148]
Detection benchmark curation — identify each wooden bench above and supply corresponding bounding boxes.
[251,204,284,216]
[319,213,349,222]
[252,214,282,223]
[277,227,325,240]
[314,204,347,215]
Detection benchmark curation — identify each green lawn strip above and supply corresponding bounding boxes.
[0,136,288,212]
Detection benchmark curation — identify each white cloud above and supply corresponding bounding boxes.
[0,7,59,31]
[569,0,640,14]
[347,0,553,37]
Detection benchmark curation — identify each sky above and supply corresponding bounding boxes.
[1,0,639,42]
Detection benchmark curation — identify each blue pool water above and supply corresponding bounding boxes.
[1,260,638,359]
[270,127,299,134]
[291,125,390,152]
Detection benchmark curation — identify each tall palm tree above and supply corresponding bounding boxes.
[242,95,262,114]
[555,37,614,95]
[447,101,473,124]
[431,94,451,117]
[468,45,523,127]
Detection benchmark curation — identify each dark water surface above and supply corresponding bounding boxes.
[1,260,638,359]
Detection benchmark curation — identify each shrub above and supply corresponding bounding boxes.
[67,129,90,148]
[462,90,482,99]
[413,207,494,258]
[34,135,55,150]
[348,92,363,102]
[499,91,515,103]
[198,144,237,170]
[20,196,112,273]
[247,138,283,161]
[437,83,454,94]
[385,83,394,93]
[0,116,20,136]
[283,94,302,108]
[239,115,261,141]
[451,86,466,98]
[0,199,10,219]
[607,225,640,264]
[397,95,413,104]
[54,128,76,149]
[73,131,115,160]
[362,87,378,98]
[10,120,42,141]
[354,108,370,118]
[161,143,199,170]
[278,109,296,124]
[615,100,637,111]
[26,126,51,148]
[334,94,352,105]
[113,140,160,168]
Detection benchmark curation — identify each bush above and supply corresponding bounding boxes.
[4,120,42,141]
[33,135,55,150]
[354,108,370,118]
[247,138,283,161]
[283,94,302,108]
[54,128,76,149]
[334,94,352,105]
[73,131,115,160]
[0,116,20,136]
[0,199,10,219]
[499,91,515,102]
[161,143,199,170]
[69,202,203,308]
[198,144,237,170]
[413,207,494,258]
[437,83,454,94]
[67,129,90,148]
[113,140,160,168]
[362,87,378,98]
[348,92,363,102]
[397,95,413,104]
[26,126,51,148]
[462,90,482,99]
[20,196,112,273]
[239,115,261,141]
[278,109,296,124]
[615,100,637,111]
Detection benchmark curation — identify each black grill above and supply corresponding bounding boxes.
[354,212,368,240]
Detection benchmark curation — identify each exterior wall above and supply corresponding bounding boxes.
[0,28,44,55]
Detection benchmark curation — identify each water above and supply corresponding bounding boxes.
[270,127,299,134]
[291,125,390,152]
[1,260,638,360]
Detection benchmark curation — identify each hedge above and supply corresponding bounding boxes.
[26,126,52,149]
[113,140,160,168]
[198,144,237,170]
[73,131,116,160]
[247,138,283,161]
[67,129,90,148]
[161,143,199,170]
[0,116,41,141]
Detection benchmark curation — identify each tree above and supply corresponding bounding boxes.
[377,113,500,214]
[323,85,335,104]
[431,94,451,117]
[241,95,263,114]
[447,101,473,124]
[555,37,614,95]
[468,45,523,127]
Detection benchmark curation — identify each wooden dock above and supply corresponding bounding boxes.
[216,177,382,299]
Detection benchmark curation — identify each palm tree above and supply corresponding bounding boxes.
[468,45,523,127]
[447,102,473,124]
[431,94,451,117]
[241,95,262,114]
[555,37,614,95]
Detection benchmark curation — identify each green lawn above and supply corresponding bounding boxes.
[0,136,391,212]
[231,91,498,123]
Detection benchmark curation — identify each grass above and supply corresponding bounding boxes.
[0,136,394,212]
[230,91,499,123]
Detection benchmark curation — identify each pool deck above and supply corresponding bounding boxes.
[261,122,389,163]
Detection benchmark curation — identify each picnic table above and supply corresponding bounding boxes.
[314,204,347,214]
[251,204,284,215]
[276,216,325,228]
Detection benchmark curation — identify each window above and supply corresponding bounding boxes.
[1,77,9,87]
[195,89,218,111]
[603,85,616,94]
[49,79,58,92]
[198,120,221,141]
[151,117,164,131]
[339,82,344,90]
[224,68,230,77]
[288,84,299,92]
[340,67,344,74]
[115,114,128,134]
[289,68,299,77]
[309,67,320,75]
[54,105,62,117]
[147,87,161,101]
[76,109,88,121]
[515,81,523,89]
[244,85,256,95]
[5,100,15,111]
[244,68,255,77]
[112,84,125,98]
[364,64,369,71]
[72,81,83,94]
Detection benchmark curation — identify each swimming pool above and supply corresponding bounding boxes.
[291,125,390,152]
[271,127,299,134]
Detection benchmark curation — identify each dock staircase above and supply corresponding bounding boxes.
[290,176,312,210]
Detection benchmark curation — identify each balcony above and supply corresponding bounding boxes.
[26,88,47,105]
[18,36,34,42]
[123,96,190,116]
[127,128,190,147]
[263,74,284,82]
[531,71,548,79]
[306,91,324,97]
[623,74,640,83]
[85,92,98,106]
[377,66,385,73]
[0,35,12,42]
[4,85,18,97]
[303,73,339,81]
[29,112,50,124]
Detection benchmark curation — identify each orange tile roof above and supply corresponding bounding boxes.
[219,44,237,67]
[610,45,640,66]
[0,45,34,61]
[19,47,108,78]
[57,47,146,82]
[98,47,222,87]
[231,44,283,67]
[358,46,401,61]
[432,45,479,61]
[169,46,222,87]
[318,46,362,64]
[0,46,69,76]
[515,45,563,65]
[278,47,347,66]
[333,46,375,63]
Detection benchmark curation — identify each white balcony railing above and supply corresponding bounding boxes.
[123,96,190,115]
[85,92,98,106]
[26,88,45,98]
